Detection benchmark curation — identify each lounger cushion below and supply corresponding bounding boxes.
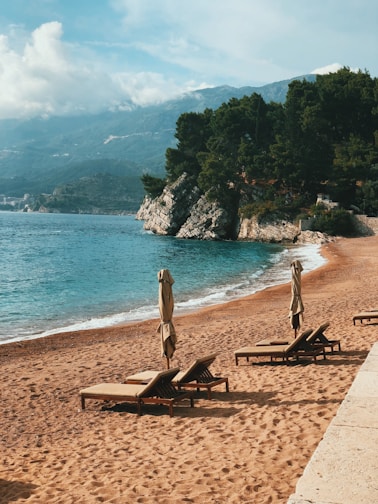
[80,382,145,398]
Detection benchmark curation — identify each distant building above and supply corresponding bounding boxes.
[316,193,339,209]
[0,193,34,210]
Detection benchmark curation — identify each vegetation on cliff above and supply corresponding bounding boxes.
[143,68,378,235]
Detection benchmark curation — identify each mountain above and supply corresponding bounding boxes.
[0,74,316,206]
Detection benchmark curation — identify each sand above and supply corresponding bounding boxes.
[1,235,378,504]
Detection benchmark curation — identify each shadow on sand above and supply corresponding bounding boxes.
[0,479,38,504]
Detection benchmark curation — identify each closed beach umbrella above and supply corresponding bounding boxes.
[289,260,304,337]
[157,269,177,368]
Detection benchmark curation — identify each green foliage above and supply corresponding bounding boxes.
[161,67,378,234]
[310,208,357,236]
[165,110,213,182]
[32,173,143,213]
[141,174,166,198]
[239,200,279,220]
[356,176,378,216]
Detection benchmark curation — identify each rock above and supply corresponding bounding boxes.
[295,230,334,244]
[176,195,233,240]
[238,216,300,242]
[238,216,331,243]
[136,176,332,243]
[136,173,201,235]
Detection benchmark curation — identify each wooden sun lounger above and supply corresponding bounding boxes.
[126,354,229,400]
[353,311,378,325]
[80,367,194,417]
[255,322,341,354]
[172,353,229,399]
[306,322,341,353]
[234,328,326,365]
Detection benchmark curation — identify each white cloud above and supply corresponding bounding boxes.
[311,63,344,75]
[112,71,210,106]
[0,0,376,119]
[115,0,300,84]
[0,20,212,119]
[311,63,362,75]
[0,22,121,118]
[114,0,378,85]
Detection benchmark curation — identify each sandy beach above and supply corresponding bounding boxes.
[1,235,378,504]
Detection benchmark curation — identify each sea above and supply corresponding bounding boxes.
[0,211,326,345]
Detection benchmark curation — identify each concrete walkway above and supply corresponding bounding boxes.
[288,342,378,504]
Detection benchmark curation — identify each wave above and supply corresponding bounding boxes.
[34,243,326,341]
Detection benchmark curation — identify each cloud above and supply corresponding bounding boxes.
[0,19,211,119]
[115,0,300,84]
[311,63,344,75]
[0,1,376,119]
[311,63,361,75]
[0,22,119,118]
[113,0,378,85]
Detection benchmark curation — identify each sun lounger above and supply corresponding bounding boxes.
[256,323,341,354]
[234,328,326,365]
[306,322,341,353]
[173,353,229,399]
[126,354,229,400]
[80,367,194,417]
[353,311,378,325]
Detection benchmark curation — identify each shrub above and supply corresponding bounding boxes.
[310,208,357,236]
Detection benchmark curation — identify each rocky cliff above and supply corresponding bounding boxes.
[136,173,330,243]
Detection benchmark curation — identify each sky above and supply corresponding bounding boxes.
[0,0,377,120]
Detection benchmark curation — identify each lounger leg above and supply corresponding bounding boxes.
[225,379,229,393]
[137,399,142,416]
[81,396,86,409]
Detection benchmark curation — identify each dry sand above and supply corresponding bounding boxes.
[1,235,378,504]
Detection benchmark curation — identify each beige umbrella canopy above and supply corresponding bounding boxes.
[157,269,177,368]
[289,260,304,337]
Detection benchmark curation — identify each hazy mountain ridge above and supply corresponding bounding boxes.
[0,74,315,202]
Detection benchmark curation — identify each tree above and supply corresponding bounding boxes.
[165,110,213,182]
[141,174,166,198]
[148,67,378,232]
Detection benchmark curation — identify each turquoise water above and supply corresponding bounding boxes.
[0,212,325,344]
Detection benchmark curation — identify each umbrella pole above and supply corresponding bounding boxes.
[166,356,170,369]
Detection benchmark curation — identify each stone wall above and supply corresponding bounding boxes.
[355,215,378,235]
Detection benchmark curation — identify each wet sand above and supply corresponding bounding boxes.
[1,235,377,503]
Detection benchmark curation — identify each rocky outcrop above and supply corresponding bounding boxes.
[238,217,300,242]
[136,173,201,235]
[176,195,233,240]
[238,216,331,243]
[136,173,331,243]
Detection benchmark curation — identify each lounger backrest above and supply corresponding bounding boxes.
[307,322,330,344]
[137,367,180,397]
[177,354,217,383]
[286,328,314,352]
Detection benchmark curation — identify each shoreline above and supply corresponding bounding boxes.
[1,235,378,503]
[1,240,327,346]
[0,242,331,353]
